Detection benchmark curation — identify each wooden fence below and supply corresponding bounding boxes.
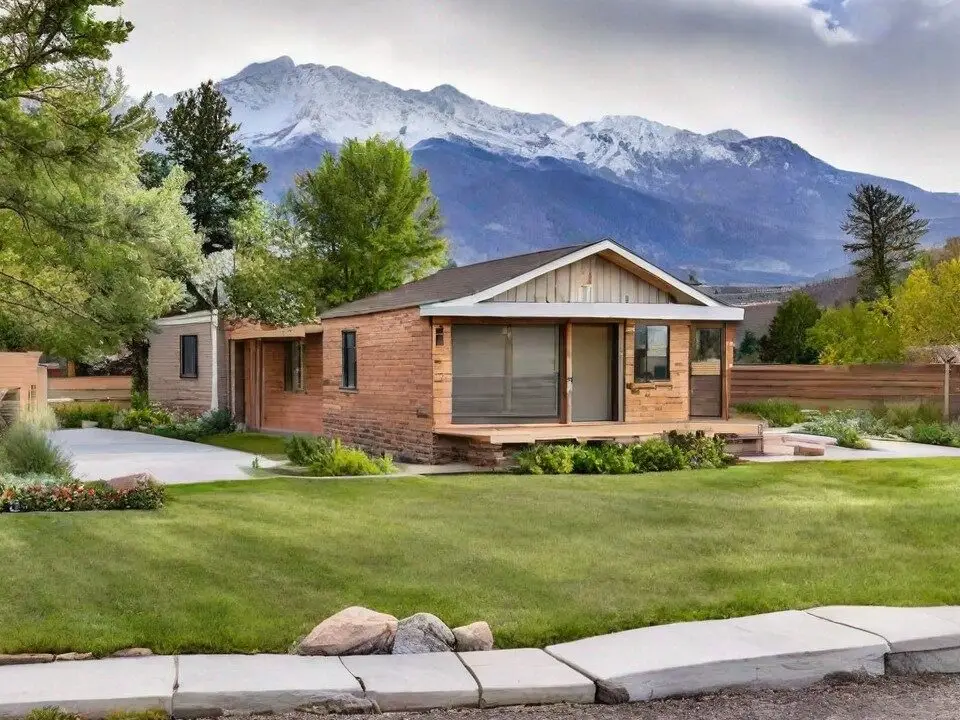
[731,364,960,414]
[48,376,133,405]
[0,351,47,417]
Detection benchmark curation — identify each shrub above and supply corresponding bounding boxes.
[307,438,395,477]
[17,404,59,431]
[130,390,151,411]
[0,477,165,513]
[113,406,172,431]
[0,422,73,478]
[286,435,334,467]
[571,445,604,474]
[802,412,870,449]
[197,408,235,435]
[54,402,120,429]
[514,444,575,475]
[630,439,690,472]
[905,423,960,447]
[734,399,805,428]
[876,402,943,429]
[665,431,731,468]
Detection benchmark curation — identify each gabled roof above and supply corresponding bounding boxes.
[321,239,732,320]
[321,244,592,318]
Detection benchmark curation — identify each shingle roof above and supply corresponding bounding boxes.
[321,243,594,319]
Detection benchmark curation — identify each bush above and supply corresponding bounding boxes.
[630,439,690,472]
[802,412,870,449]
[0,477,165,513]
[514,444,575,475]
[287,436,394,476]
[113,406,172,431]
[734,399,805,428]
[905,423,960,447]
[665,431,731,468]
[130,390,151,411]
[875,402,943,429]
[54,402,120,429]
[17,404,59,431]
[0,422,73,478]
[286,435,334,467]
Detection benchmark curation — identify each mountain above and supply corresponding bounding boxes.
[151,57,960,283]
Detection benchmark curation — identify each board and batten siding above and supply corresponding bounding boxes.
[487,256,673,304]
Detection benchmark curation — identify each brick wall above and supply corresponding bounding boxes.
[624,321,692,422]
[148,315,216,412]
[260,335,324,434]
[321,308,436,462]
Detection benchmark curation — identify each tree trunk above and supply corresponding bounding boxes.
[130,336,149,397]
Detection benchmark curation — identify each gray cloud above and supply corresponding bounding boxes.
[111,0,960,191]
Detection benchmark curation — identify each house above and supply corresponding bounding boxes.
[224,240,748,464]
[147,310,229,413]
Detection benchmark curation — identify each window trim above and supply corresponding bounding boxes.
[180,334,199,379]
[634,324,671,383]
[284,340,306,393]
[341,330,358,391]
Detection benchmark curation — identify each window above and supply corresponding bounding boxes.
[634,325,670,382]
[180,335,199,379]
[284,340,305,392]
[341,331,357,389]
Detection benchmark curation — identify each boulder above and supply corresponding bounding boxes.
[106,473,157,491]
[110,647,154,658]
[297,607,398,656]
[392,613,455,654]
[55,652,93,661]
[452,621,494,652]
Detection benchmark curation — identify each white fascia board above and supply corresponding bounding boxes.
[155,310,217,327]
[435,240,721,308]
[420,303,744,321]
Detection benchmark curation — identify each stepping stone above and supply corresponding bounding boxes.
[793,443,826,457]
[173,654,366,718]
[0,656,175,719]
[459,649,595,707]
[340,653,478,711]
[546,610,887,702]
[809,606,960,674]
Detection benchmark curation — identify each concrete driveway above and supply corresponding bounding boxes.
[51,429,279,485]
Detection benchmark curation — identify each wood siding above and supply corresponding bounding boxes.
[48,376,132,404]
[488,256,673,304]
[731,364,960,414]
[623,322,691,422]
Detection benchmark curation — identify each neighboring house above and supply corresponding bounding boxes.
[147,310,229,413]
[225,239,745,464]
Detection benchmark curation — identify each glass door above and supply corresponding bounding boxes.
[690,327,723,418]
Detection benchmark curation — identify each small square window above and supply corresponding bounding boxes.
[180,335,199,379]
[341,331,357,390]
[635,325,670,382]
[284,340,305,392]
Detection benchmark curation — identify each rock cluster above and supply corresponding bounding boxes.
[295,606,493,656]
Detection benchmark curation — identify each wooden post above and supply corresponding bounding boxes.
[945,362,952,422]
[562,322,573,424]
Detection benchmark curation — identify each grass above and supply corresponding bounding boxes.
[199,432,288,459]
[3,460,960,655]
[734,399,806,427]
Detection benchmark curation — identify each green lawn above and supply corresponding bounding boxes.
[4,460,960,656]
[199,432,288,459]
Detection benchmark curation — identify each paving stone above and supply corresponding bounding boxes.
[0,656,175,719]
[173,654,365,718]
[545,610,888,702]
[341,652,479,711]
[809,606,960,653]
[459,649,595,707]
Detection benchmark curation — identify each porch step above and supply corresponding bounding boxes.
[793,443,826,457]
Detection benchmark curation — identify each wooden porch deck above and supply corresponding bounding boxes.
[434,420,764,446]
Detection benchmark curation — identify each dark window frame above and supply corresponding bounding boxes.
[284,340,306,393]
[341,330,358,390]
[634,324,671,383]
[180,334,199,379]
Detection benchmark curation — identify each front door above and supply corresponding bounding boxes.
[233,341,246,423]
[572,324,616,422]
[690,327,724,418]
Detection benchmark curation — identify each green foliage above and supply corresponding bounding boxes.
[894,259,960,351]
[874,402,943,429]
[105,710,170,720]
[285,435,393,476]
[514,434,731,475]
[801,412,870,449]
[758,292,822,364]
[158,80,268,255]
[285,435,333,467]
[152,409,235,442]
[24,709,83,720]
[1,477,165,513]
[808,301,904,364]
[736,330,762,363]
[53,402,121,429]
[228,137,449,324]
[113,406,173,431]
[0,423,74,478]
[17,404,58,432]
[130,391,151,411]
[842,183,928,300]
[735,399,805,428]
[905,423,960,448]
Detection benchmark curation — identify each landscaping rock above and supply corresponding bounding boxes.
[297,606,398,656]
[794,443,826,457]
[110,648,154,658]
[392,613,455,654]
[453,622,494,652]
[55,653,93,662]
[80,420,99,429]
[106,473,157,491]
[0,654,55,666]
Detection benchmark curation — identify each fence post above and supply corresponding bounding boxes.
[946,363,953,422]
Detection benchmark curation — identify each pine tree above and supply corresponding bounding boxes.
[159,81,268,255]
[758,292,822,364]
[842,184,928,300]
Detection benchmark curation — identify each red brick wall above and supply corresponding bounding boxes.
[260,335,324,434]
[321,308,436,462]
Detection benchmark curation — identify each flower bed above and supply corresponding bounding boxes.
[1,478,164,513]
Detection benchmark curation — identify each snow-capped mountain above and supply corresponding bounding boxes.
[150,57,960,282]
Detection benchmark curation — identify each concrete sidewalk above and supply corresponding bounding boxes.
[2,607,960,718]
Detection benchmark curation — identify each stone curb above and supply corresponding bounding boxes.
[2,608,960,718]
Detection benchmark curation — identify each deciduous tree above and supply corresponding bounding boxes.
[758,292,822,364]
[808,301,904,364]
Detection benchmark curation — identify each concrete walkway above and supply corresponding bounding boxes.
[50,429,280,485]
[749,432,960,463]
[3,607,960,718]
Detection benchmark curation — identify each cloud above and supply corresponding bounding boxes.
[111,0,960,191]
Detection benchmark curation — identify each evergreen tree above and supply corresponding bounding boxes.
[842,184,929,300]
[159,80,268,255]
[759,292,822,364]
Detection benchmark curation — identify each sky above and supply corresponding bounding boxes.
[111,0,960,192]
